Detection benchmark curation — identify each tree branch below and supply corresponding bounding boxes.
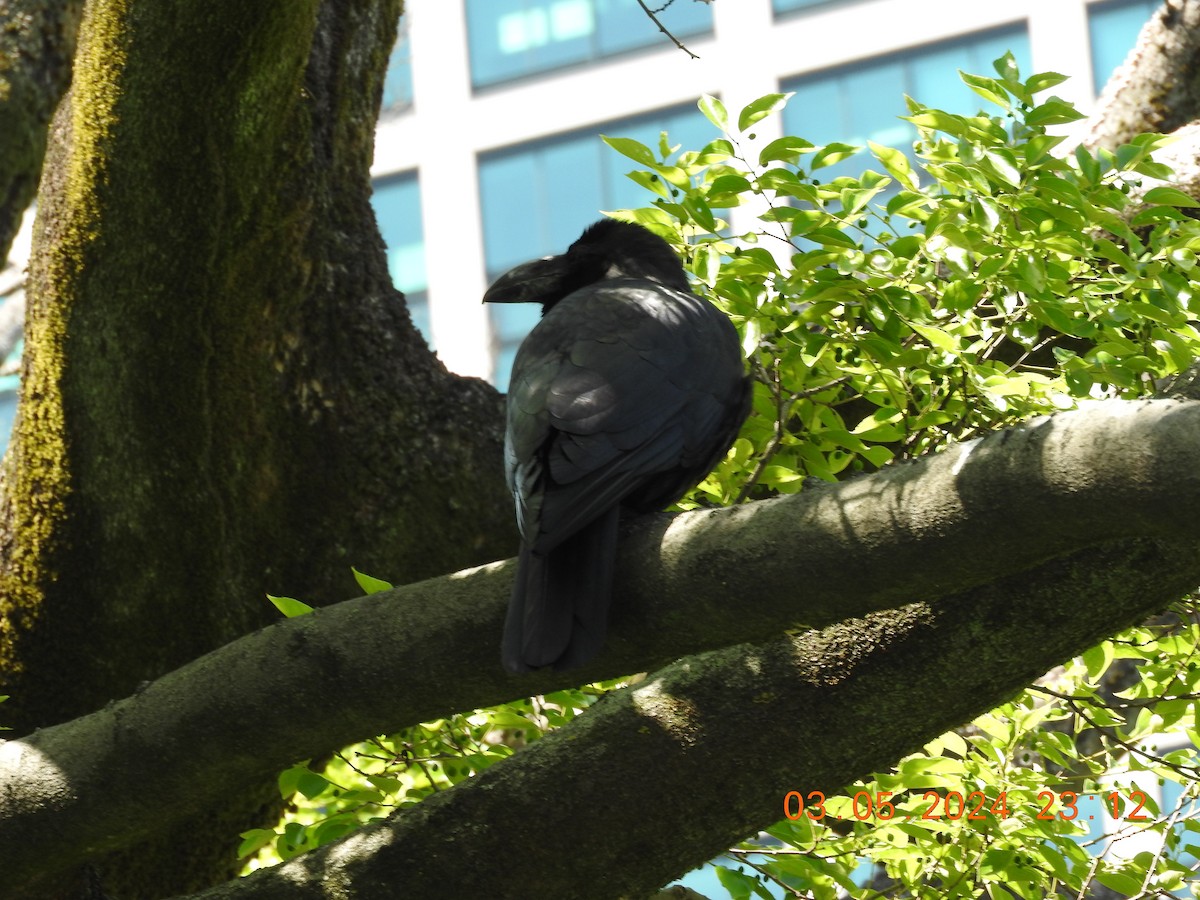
[176,534,1197,899]
[636,0,700,60]
[0,0,83,267]
[1084,0,1200,149]
[3,398,1200,894]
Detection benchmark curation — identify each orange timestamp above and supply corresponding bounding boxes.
[783,790,1152,823]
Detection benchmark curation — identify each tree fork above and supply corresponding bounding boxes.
[0,0,513,894]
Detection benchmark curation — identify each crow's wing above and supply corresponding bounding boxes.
[505,278,748,554]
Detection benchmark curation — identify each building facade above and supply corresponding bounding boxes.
[369,0,1158,388]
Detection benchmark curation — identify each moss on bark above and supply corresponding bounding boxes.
[0,0,514,894]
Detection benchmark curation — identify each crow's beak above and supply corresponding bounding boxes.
[482,256,567,305]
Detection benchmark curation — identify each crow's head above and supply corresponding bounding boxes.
[482,219,689,313]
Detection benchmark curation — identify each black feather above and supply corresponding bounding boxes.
[485,220,751,672]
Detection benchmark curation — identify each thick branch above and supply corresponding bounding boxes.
[0,0,82,266]
[182,539,1197,899]
[2,398,1200,894]
[1084,0,1200,149]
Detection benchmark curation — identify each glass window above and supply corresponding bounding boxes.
[0,352,18,452]
[1089,0,1158,94]
[774,0,848,13]
[479,103,712,387]
[782,25,1033,184]
[1160,775,1200,872]
[465,0,713,88]
[381,20,414,116]
[371,173,431,344]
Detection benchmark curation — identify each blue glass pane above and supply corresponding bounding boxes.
[844,61,910,147]
[774,0,843,12]
[966,28,1033,77]
[908,30,1033,123]
[601,106,713,209]
[466,0,712,87]
[541,139,607,244]
[0,390,16,453]
[479,103,709,384]
[371,173,432,345]
[381,24,414,114]
[785,78,844,146]
[480,152,545,273]
[467,0,526,85]
[594,0,711,56]
[782,25,1031,171]
[781,26,1030,242]
[1160,777,1200,873]
[911,44,978,115]
[479,102,708,272]
[1089,0,1158,93]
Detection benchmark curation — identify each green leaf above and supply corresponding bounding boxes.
[993,51,1022,84]
[810,142,860,170]
[886,191,930,220]
[758,135,815,166]
[1026,71,1070,93]
[1074,144,1101,183]
[683,194,717,231]
[1024,98,1085,127]
[600,135,657,166]
[983,149,1021,187]
[313,816,360,847]
[870,142,918,190]
[237,828,276,859]
[905,110,969,138]
[267,594,314,618]
[367,773,403,793]
[625,169,671,200]
[1095,870,1144,896]
[1143,185,1200,208]
[737,92,792,132]
[960,72,1011,110]
[706,173,752,204]
[698,94,728,132]
[352,567,394,595]
[715,864,772,899]
[295,769,330,800]
[911,322,960,354]
[1092,237,1136,271]
[656,130,674,159]
[696,138,735,163]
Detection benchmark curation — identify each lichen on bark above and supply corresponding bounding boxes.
[0,0,515,894]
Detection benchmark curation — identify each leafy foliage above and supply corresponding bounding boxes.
[247,58,1200,898]
[244,574,637,870]
[596,55,1200,898]
[712,606,1200,899]
[606,54,1200,505]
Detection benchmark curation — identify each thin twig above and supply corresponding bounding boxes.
[635,0,700,59]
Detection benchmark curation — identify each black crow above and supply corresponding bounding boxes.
[484,219,751,673]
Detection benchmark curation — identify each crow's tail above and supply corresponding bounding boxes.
[502,506,620,673]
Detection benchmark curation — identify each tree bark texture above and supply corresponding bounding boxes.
[0,0,514,895]
[1082,1,1200,208]
[1085,0,1200,149]
[0,0,83,267]
[3,398,1200,896]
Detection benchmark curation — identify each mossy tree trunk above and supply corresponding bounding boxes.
[0,0,514,894]
[0,0,83,266]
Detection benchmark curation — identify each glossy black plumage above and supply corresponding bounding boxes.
[484,220,751,672]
